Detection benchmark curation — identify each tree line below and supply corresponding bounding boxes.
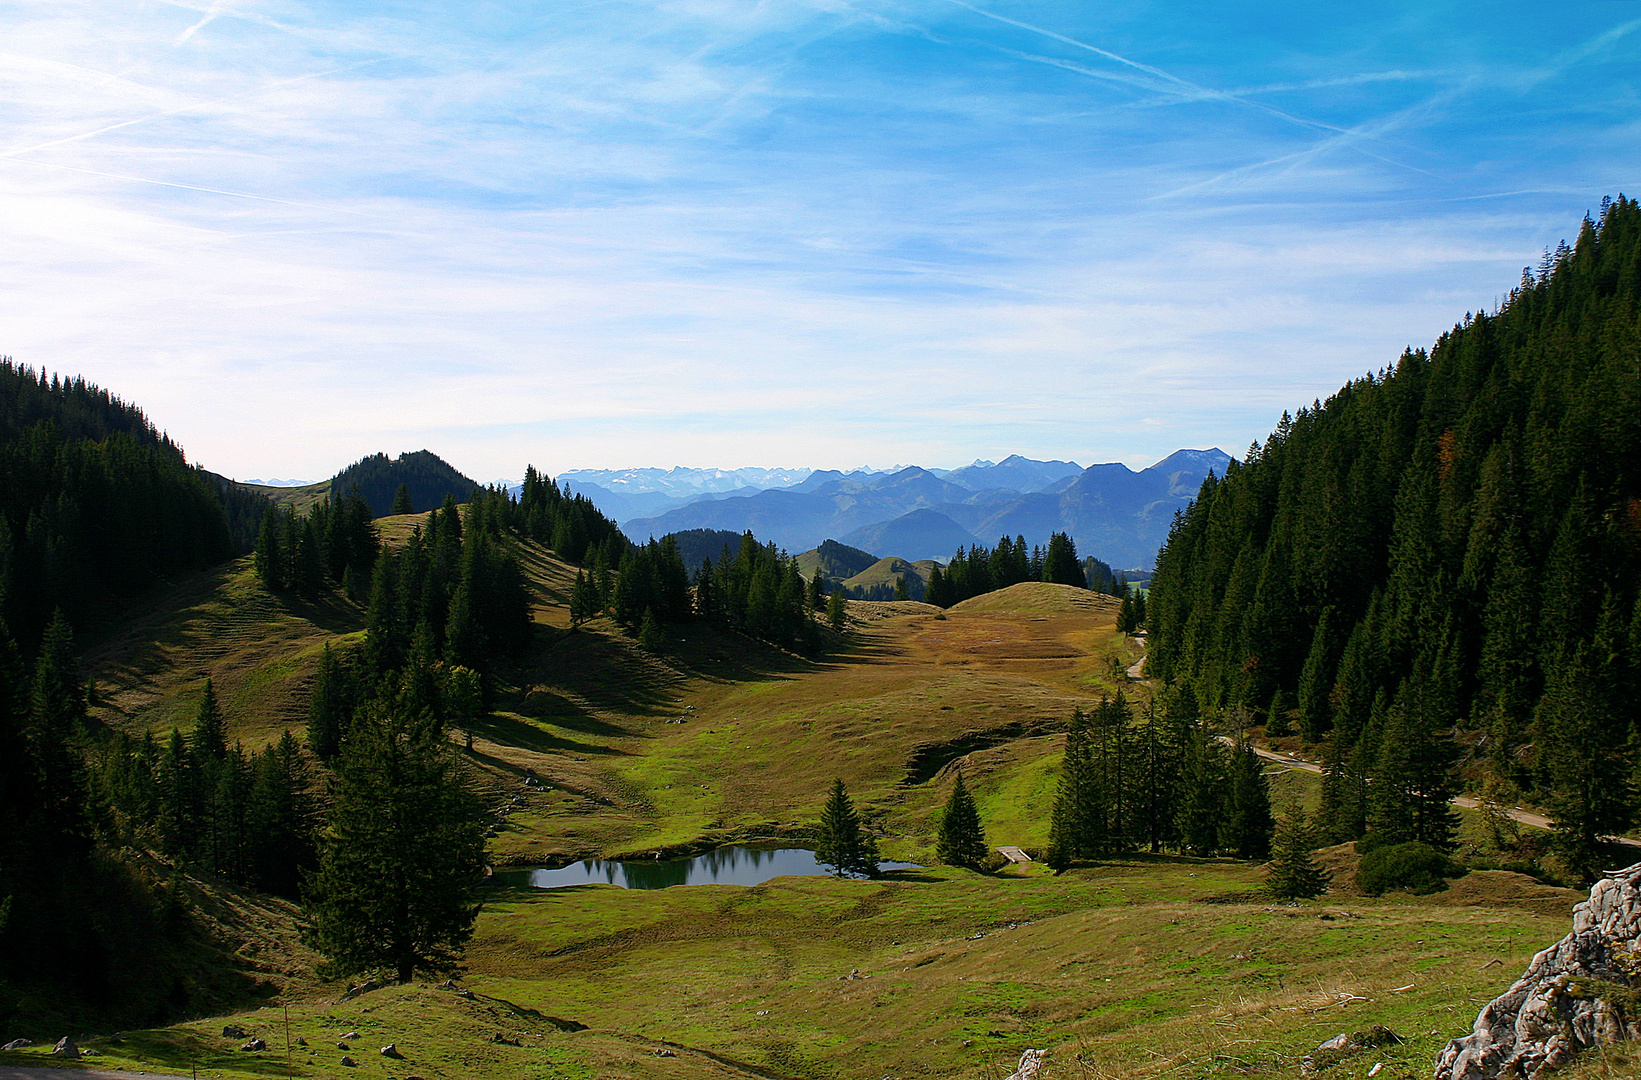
[1047,689,1272,868]
[253,490,380,595]
[569,530,827,651]
[925,532,1117,608]
[1146,195,1641,878]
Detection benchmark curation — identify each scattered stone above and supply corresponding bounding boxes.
[1004,1048,1046,1080]
[1367,1065,1383,1077]
[1437,861,1641,1080]
[381,1043,403,1058]
[457,989,477,1000]
[338,1042,351,1051]
[654,1048,677,1057]
[491,1033,521,1046]
[241,1039,266,1052]
[339,1055,357,1067]
[3,1039,33,1051]
[341,1031,362,1039]
[966,932,986,941]
[222,1025,248,1038]
[52,1037,80,1060]
[1303,1027,1402,1074]
[341,981,379,1001]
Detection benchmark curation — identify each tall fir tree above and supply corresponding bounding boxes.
[1265,806,1331,900]
[814,778,879,878]
[303,701,487,983]
[935,771,989,870]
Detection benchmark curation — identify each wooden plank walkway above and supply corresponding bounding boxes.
[996,846,1031,863]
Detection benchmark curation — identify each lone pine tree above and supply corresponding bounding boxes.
[814,778,878,878]
[935,771,989,870]
[303,701,486,983]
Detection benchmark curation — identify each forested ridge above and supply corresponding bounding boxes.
[1147,196,1641,875]
[329,450,480,517]
[0,360,269,648]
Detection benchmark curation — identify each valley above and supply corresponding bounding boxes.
[8,523,1593,1080]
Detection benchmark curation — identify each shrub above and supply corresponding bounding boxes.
[1356,841,1465,896]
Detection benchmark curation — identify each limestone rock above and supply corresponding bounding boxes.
[52,1037,79,1059]
[3,1039,33,1050]
[1436,861,1641,1080]
[340,1055,357,1067]
[241,1039,266,1052]
[222,1025,247,1039]
[381,1043,403,1058]
[1005,1048,1046,1080]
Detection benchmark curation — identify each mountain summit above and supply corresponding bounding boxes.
[614,450,1230,568]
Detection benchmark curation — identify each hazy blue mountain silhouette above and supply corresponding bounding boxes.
[621,450,1230,570]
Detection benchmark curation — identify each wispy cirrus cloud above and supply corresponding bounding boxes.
[0,0,1635,478]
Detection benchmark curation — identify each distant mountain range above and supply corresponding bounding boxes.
[591,450,1229,571]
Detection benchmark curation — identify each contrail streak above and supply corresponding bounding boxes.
[0,58,391,160]
[4,156,372,217]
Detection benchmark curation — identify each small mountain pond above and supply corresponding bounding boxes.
[498,844,921,891]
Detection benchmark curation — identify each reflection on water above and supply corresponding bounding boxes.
[503,845,920,891]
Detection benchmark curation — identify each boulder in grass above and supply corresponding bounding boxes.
[339,1055,357,1067]
[52,1037,80,1059]
[222,1025,247,1039]
[241,1039,266,1052]
[2,1039,32,1051]
[380,1044,403,1059]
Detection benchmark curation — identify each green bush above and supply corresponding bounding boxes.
[1356,841,1465,896]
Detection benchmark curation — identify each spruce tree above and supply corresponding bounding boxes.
[1047,710,1094,869]
[306,645,351,760]
[638,608,664,650]
[390,483,413,516]
[1294,607,1337,741]
[253,508,284,590]
[935,771,989,870]
[893,574,910,602]
[1534,641,1632,879]
[304,701,487,983]
[827,590,847,633]
[1265,805,1331,900]
[1175,723,1227,855]
[192,677,227,762]
[1042,532,1084,587]
[814,778,878,878]
[23,610,90,852]
[1222,743,1274,859]
[246,731,315,899]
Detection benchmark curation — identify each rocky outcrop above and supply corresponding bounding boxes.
[1436,862,1641,1080]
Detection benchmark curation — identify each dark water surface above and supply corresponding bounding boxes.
[501,845,920,891]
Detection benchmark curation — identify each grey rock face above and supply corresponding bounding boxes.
[51,1037,79,1059]
[1436,861,1641,1080]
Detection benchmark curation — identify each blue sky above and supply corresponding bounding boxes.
[2,1,1637,481]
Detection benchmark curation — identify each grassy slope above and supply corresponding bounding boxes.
[34,533,1598,1080]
